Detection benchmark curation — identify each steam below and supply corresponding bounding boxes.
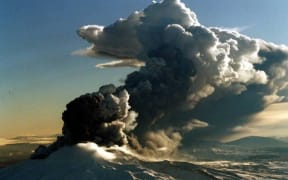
[33,0,288,159]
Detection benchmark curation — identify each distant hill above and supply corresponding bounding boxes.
[226,136,288,148]
[275,137,288,143]
[0,143,52,168]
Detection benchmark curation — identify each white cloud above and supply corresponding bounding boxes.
[218,25,252,33]
[182,119,208,132]
[96,59,145,68]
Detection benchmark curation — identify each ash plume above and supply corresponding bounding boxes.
[32,85,138,159]
[61,84,137,146]
[33,0,288,159]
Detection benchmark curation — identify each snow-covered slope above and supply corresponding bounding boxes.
[0,143,239,180]
[2,142,288,179]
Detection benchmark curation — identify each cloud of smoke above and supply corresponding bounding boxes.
[76,0,288,154]
[33,0,288,159]
[32,85,138,159]
[61,84,138,146]
[127,119,208,159]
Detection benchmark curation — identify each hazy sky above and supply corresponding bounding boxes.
[1,0,288,138]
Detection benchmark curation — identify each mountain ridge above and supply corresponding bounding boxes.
[226,136,288,148]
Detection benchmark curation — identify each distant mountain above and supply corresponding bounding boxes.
[0,134,59,168]
[275,137,288,143]
[0,143,49,168]
[226,136,288,148]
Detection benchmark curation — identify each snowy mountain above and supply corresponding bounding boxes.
[0,143,241,180]
[226,136,288,148]
[1,142,288,179]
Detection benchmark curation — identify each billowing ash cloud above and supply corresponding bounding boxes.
[32,85,138,159]
[43,0,288,158]
[76,0,288,148]
[62,84,138,146]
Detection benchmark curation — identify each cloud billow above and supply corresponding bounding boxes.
[33,0,288,159]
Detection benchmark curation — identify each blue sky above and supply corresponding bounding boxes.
[0,0,288,138]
